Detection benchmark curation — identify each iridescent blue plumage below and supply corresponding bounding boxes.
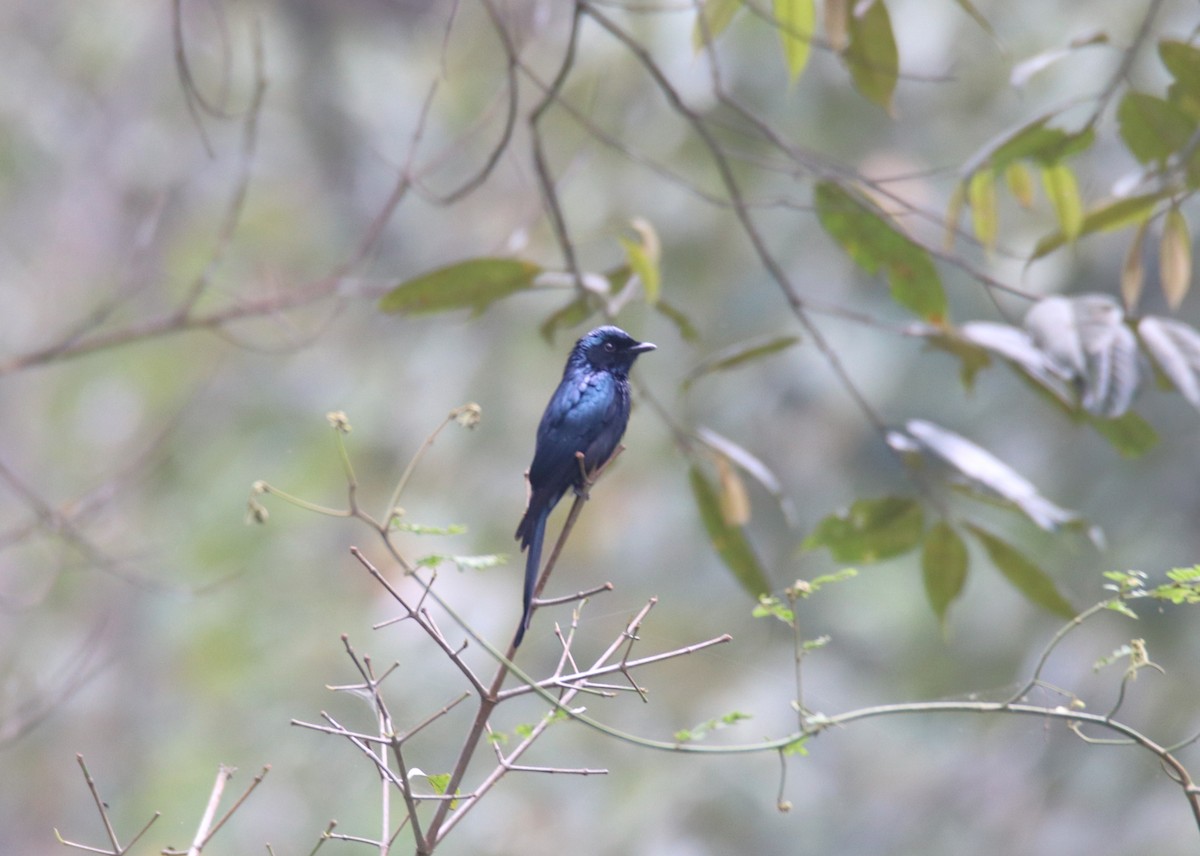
[513,326,656,646]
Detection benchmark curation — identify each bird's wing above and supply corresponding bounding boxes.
[529,371,621,488]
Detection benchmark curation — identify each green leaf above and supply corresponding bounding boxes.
[922,521,969,625]
[689,466,772,597]
[1160,40,1200,118]
[922,328,993,389]
[963,116,1094,175]
[675,711,753,743]
[843,0,899,112]
[950,0,997,43]
[775,0,816,81]
[621,218,662,304]
[1117,92,1196,164]
[380,258,541,315]
[683,335,801,390]
[814,181,948,322]
[625,241,659,303]
[808,568,859,591]
[1030,192,1165,260]
[802,496,923,563]
[655,298,701,342]
[782,735,810,756]
[693,0,743,51]
[753,594,795,623]
[1087,411,1158,458]
[424,773,452,795]
[416,553,507,572]
[1040,163,1083,240]
[965,524,1075,618]
[539,294,595,343]
[943,180,965,250]
[967,169,998,252]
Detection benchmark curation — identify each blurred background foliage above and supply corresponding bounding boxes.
[2,0,1200,854]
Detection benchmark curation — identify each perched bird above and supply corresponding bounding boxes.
[513,326,656,647]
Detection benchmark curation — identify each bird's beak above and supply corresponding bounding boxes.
[630,341,657,353]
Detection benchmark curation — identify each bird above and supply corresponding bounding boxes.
[513,325,656,647]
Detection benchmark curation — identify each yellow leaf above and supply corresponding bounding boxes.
[1004,161,1036,209]
[693,0,743,52]
[1121,220,1148,312]
[775,0,816,81]
[1040,163,1083,240]
[620,217,662,305]
[967,169,997,253]
[1160,207,1193,310]
[716,455,751,526]
[824,0,849,51]
[944,181,965,251]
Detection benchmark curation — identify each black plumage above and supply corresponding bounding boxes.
[513,326,656,646]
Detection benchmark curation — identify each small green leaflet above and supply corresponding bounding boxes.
[392,521,467,535]
[416,554,507,572]
[674,711,752,743]
[1153,565,1200,604]
[379,258,541,316]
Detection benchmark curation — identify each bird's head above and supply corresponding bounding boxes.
[572,326,656,374]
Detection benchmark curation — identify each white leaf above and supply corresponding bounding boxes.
[1022,294,1140,416]
[696,426,798,526]
[960,321,1073,400]
[1024,296,1085,379]
[1072,295,1138,417]
[1010,48,1070,87]
[1138,316,1200,408]
[1082,321,1139,417]
[904,419,1081,532]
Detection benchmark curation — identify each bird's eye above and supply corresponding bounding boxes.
[603,342,615,352]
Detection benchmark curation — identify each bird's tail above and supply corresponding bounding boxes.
[513,505,548,647]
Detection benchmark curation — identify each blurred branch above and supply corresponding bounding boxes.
[523,1,587,291]
[582,4,901,441]
[1083,0,1167,128]
[176,12,268,316]
[0,623,107,746]
[0,276,345,377]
